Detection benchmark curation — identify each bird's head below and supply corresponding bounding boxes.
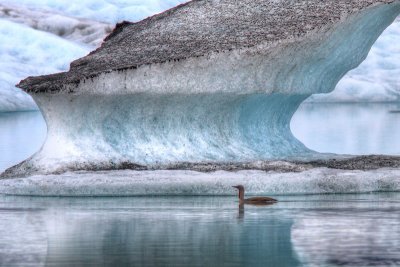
[232,185,244,191]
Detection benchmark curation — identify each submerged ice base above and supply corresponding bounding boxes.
[1,167,399,196]
[3,0,400,177]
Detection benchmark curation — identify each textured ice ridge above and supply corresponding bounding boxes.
[1,167,399,196]
[5,0,400,177]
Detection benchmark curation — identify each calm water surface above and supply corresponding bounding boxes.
[291,102,400,155]
[0,194,399,267]
[0,111,46,172]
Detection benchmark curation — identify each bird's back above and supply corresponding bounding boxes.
[244,196,277,204]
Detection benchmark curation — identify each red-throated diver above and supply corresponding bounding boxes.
[232,185,277,205]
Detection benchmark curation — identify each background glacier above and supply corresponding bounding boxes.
[0,0,399,112]
[0,0,187,112]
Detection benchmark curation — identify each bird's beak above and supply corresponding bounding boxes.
[232,186,238,189]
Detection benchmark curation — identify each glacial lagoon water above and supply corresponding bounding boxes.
[0,111,46,172]
[1,103,400,266]
[0,194,399,267]
[291,102,400,156]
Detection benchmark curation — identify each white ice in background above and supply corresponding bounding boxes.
[0,0,189,24]
[0,19,90,112]
[0,4,113,46]
[308,17,400,102]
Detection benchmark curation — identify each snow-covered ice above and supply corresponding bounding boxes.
[0,19,89,112]
[0,3,113,46]
[0,0,189,24]
[0,168,399,196]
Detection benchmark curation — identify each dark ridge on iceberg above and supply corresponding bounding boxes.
[103,21,133,42]
[17,0,398,93]
[3,155,400,179]
[302,155,400,170]
[163,155,400,172]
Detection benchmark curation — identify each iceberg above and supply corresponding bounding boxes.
[3,0,400,178]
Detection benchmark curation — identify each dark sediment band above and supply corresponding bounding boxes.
[3,155,400,179]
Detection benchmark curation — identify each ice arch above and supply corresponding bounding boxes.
[3,0,400,177]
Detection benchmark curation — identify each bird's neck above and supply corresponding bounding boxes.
[238,189,244,201]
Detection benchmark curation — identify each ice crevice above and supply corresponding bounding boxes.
[2,1,400,185]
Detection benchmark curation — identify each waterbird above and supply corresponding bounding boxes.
[232,185,277,205]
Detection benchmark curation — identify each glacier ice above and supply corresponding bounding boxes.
[0,3,113,46]
[0,0,189,24]
[308,17,400,102]
[20,94,309,171]
[0,19,90,112]
[4,1,399,176]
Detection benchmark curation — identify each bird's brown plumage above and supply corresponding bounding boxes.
[232,185,277,205]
